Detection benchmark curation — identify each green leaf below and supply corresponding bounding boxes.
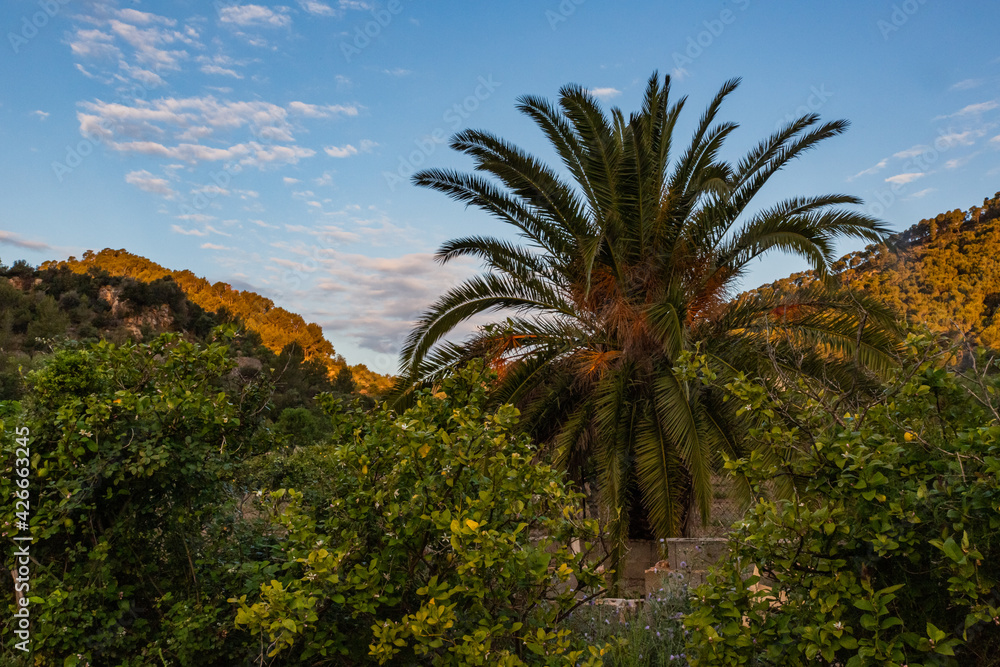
[853,599,875,612]
[938,537,965,563]
[926,621,946,642]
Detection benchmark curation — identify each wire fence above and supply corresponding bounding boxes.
[684,476,752,537]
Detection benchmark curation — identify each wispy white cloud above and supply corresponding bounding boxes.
[75,96,355,167]
[383,68,412,77]
[176,213,217,223]
[950,78,983,91]
[937,130,983,148]
[69,28,121,60]
[907,188,936,199]
[75,63,98,79]
[301,249,479,354]
[31,110,50,120]
[935,101,999,119]
[848,158,888,181]
[201,242,231,250]
[192,184,230,196]
[107,19,193,72]
[324,139,376,158]
[219,4,292,28]
[69,9,202,86]
[288,101,359,117]
[0,230,51,250]
[885,172,926,186]
[893,145,928,159]
[115,9,177,26]
[250,219,280,228]
[944,152,980,169]
[200,61,243,78]
[171,224,209,236]
[118,60,166,86]
[324,144,358,158]
[125,169,177,198]
[298,0,336,16]
[589,87,621,100]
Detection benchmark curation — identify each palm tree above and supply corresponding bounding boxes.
[397,73,899,562]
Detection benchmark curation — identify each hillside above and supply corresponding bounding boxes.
[0,253,391,402]
[46,249,393,394]
[751,192,1000,349]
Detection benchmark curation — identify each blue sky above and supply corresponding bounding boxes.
[1,0,998,373]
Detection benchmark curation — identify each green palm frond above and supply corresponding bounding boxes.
[396,72,901,574]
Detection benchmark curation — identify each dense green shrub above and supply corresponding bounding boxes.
[683,335,1000,666]
[232,362,612,665]
[0,331,275,665]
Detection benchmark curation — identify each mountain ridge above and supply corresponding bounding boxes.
[748,191,1000,349]
[47,248,393,394]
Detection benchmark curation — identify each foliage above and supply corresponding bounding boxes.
[751,192,1000,350]
[564,578,692,666]
[0,259,367,446]
[683,334,1000,666]
[395,71,898,564]
[231,361,612,665]
[0,330,276,665]
[51,248,394,395]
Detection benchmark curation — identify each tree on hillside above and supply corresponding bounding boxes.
[54,249,394,393]
[751,192,1000,351]
[395,72,900,562]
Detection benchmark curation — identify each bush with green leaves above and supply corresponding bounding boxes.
[0,330,276,665]
[231,361,613,665]
[682,335,1000,666]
